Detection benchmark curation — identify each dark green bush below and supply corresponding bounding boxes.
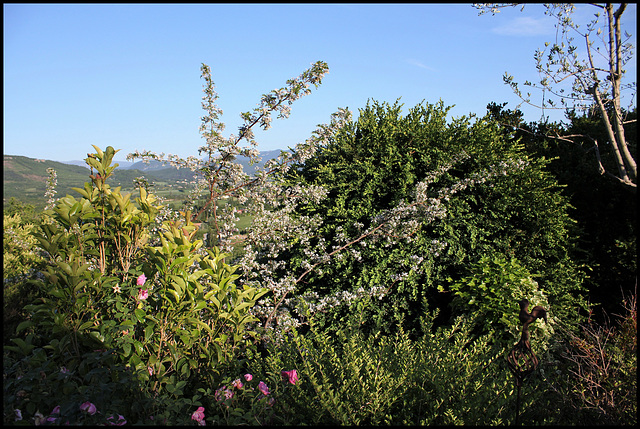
[282,99,586,334]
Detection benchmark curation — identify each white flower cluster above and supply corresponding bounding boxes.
[44,168,58,211]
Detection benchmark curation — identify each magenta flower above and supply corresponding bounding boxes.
[80,401,97,415]
[107,414,127,426]
[138,289,149,300]
[281,369,299,385]
[231,378,243,389]
[244,373,253,381]
[137,273,147,286]
[258,381,270,396]
[191,407,205,425]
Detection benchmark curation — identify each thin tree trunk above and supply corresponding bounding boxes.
[586,27,630,184]
[611,3,637,182]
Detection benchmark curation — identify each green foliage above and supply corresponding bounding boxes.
[246,308,529,425]
[487,102,636,318]
[5,145,267,425]
[447,255,554,348]
[2,342,212,425]
[3,200,48,346]
[3,210,45,283]
[139,217,268,389]
[284,99,586,333]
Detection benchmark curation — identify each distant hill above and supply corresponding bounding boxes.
[5,150,286,211]
[60,150,286,174]
[3,155,165,210]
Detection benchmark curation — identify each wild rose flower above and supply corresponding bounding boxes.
[80,401,97,415]
[138,289,149,300]
[137,274,147,286]
[214,386,234,402]
[46,407,59,423]
[231,378,243,389]
[107,414,127,426]
[281,369,298,385]
[258,381,270,395]
[244,373,253,381]
[191,407,205,425]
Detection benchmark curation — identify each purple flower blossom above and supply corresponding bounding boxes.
[80,401,97,415]
[107,414,127,426]
[258,381,270,396]
[244,373,253,381]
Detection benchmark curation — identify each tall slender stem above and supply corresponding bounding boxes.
[515,381,521,426]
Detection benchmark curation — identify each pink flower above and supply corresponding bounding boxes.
[148,366,154,376]
[214,387,234,402]
[231,378,243,389]
[244,373,253,381]
[107,414,127,426]
[138,289,148,300]
[258,381,270,396]
[281,369,299,385]
[80,401,97,415]
[191,407,205,424]
[137,274,147,286]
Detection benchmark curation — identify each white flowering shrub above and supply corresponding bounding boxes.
[125,64,586,339]
[275,100,586,334]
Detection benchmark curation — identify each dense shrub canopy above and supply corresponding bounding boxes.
[282,99,586,332]
[486,102,637,319]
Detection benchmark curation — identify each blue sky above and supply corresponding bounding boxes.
[3,3,637,162]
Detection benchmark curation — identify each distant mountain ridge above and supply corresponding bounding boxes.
[59,149,285,173]
[4,150,285,210]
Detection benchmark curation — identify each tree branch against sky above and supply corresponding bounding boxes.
[474,3,637,190]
